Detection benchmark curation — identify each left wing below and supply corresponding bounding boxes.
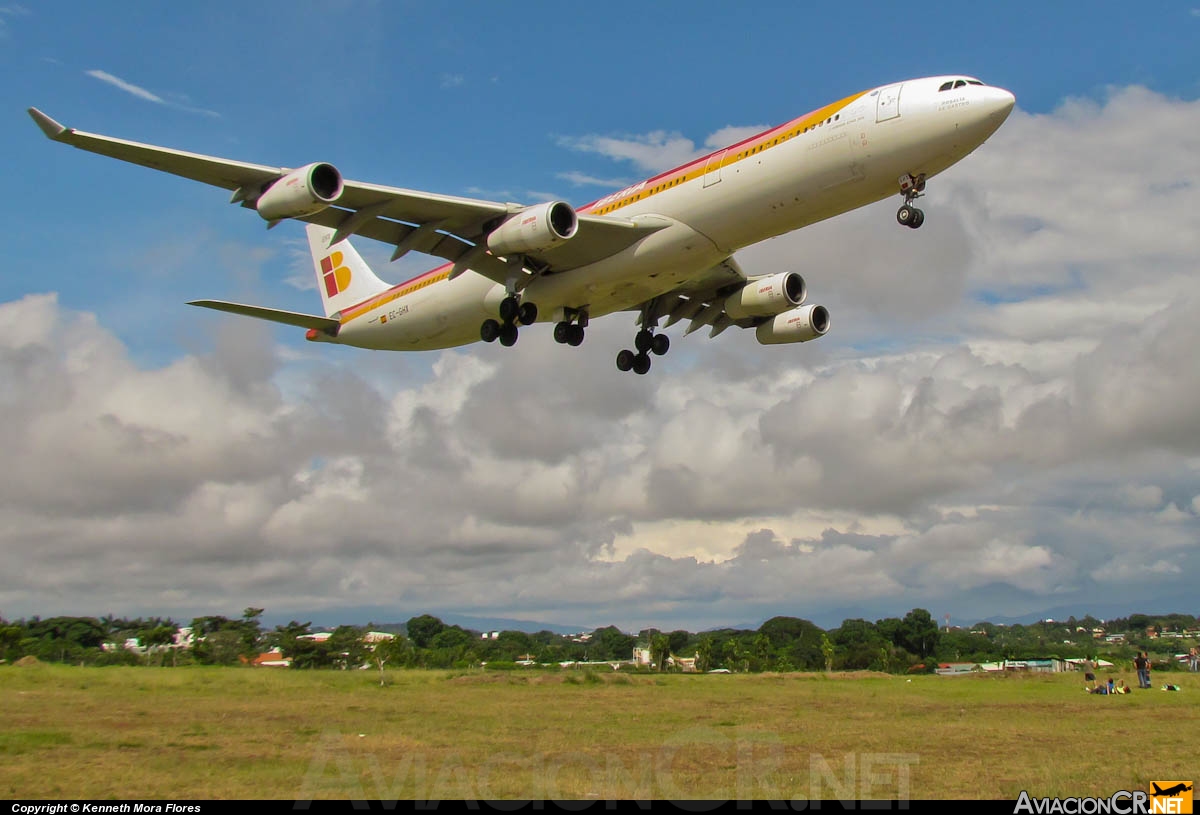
[28,108,666,283]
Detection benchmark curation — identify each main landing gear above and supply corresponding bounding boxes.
[480,295,537,347]
[896,172,926,229]
[553,309,587,347]
[615,328,670,375]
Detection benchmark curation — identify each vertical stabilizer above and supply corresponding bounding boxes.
[306,224,390,317]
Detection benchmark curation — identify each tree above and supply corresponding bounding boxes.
[591,626,636,662]
[721,638,741,671]
[832,618,886,670]
[240,608,265,657]
[373,634,414,684]
[899,609,940,658]
[821,634,835,672]
[650,633,671,671]
[328,626,368,669]
[667,630,691,656]
[405,615,445,649]
[695,637,714,673]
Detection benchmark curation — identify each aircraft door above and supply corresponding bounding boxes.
[875,84,902,122]
[703,149,727,188]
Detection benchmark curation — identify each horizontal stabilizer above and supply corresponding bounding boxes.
[188,300,340,332]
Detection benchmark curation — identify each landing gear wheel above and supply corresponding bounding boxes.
[567,324,585,346]
[518,301,538,326]
[554,322,571,344]
[499,323,518,347]
[632,353,652,375]
[634,329,654,354]
[909,208,925,229]
[480,319,501,343]
[897,205,915,227]
[616,349,635,372]
[499,296,520,323]
[651,334,670,356]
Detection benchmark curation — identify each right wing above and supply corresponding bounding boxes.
[29,108,666,284]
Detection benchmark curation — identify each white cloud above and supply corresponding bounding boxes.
[440,74,464,89]
[84,69,220,117]
[556,171,632,189]
[87,69,164,103]
[557,130,706,174]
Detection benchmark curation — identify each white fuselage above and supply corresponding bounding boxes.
[332,76,1015,351]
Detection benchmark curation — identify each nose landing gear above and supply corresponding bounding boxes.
[896,173,926,229]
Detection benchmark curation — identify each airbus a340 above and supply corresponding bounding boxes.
[29,76,1014,374]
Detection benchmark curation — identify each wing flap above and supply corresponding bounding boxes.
[188,300,340,332]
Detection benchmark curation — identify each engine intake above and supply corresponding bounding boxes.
[724,272,807,319]
[255,162,344,221]
[486,201,578,256]
[755,304,830,345]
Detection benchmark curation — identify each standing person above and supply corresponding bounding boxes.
[1134,651,1150,689]
[1190,646,1198,673]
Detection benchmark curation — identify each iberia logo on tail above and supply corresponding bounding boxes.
[320,252,352,297]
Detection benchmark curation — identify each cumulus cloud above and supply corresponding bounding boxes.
[4,86,1200,630]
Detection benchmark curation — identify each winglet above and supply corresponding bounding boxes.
[27,108,70,141]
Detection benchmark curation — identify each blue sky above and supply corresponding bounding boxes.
[2,2,1200,631]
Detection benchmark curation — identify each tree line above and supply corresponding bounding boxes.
[1,608,1196,673]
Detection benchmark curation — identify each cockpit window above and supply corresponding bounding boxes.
[954,80,967,89]
[967,80,984,86]
[939,81,953,92]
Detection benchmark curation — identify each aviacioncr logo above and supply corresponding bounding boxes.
[320,252,352,296]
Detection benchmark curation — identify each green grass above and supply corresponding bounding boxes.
[1,664,1196,800]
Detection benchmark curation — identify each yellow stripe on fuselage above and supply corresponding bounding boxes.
[582,90,869,216]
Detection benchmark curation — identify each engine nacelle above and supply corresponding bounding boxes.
[255,163,344,221]
[723,272,807,320]
[755,304,831,345]
[486,201,578,256]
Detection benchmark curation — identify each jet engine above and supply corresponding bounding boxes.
[255,163,344,221]
[723,272,807,319]
[486,201,578,256]
[755,304,831,344]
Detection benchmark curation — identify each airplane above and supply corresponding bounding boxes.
[28,75,1014,374]
[1151,783,1193,797]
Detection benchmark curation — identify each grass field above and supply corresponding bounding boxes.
[1,664,1196,801]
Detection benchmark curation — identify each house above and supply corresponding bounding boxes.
[253,649,291,668]
[935,662,982,675]
[668,655,698,673]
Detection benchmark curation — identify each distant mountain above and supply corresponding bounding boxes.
[263,606,589,636]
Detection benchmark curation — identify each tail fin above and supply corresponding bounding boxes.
[305,224,390,317]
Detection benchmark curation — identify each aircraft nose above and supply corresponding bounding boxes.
[983,87,1016,123]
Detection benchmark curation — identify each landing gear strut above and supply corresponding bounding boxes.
[616,327,670,375]
[896,173,926,229]
[481,294,537,347]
